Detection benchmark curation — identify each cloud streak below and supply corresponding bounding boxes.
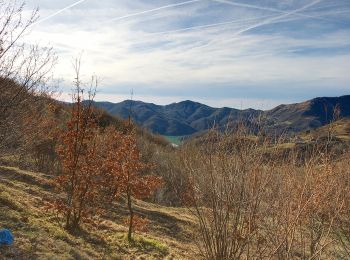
[30,0,88,27]
[212,0,332,23]
[144,0,339,39]
[105,0,202,23]
[233,0,323,35]
[148,14,277,36]
[188,0,324,53]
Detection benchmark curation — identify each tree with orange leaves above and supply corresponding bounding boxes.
[52,59,161,235]
[105,126,162,241]
[52,59,102,231]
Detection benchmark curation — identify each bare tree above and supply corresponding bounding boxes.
[0,0,56,151]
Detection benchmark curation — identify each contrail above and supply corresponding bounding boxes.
[212,0,331,23]
[152,0,322,38]
[106,0,201,23]
[185,0,323,53]
[149,14,277,36]
[141,0,338,36]
[30,0,88,27]
[232,0,323,36]
[116,0,323,51]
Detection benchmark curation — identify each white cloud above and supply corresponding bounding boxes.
[23,0,350,108]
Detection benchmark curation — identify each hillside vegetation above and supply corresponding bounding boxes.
[1,123,350,259]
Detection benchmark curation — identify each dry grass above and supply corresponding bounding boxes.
[0,165,197,259]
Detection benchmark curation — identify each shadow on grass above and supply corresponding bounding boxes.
[105,200,193,243]
[0,167,52,190]
[125,234,169,257]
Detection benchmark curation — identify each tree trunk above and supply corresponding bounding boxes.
[127,187,134,242]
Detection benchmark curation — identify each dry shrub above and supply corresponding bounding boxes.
[333,152,350,258]
[180,124,349,259]
[266,148,346,259]
[180,126,274,259]
[137,137,183,206]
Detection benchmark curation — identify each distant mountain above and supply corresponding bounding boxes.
[265,95,350,133]
[92,100,261,135]
[92,95,350,136]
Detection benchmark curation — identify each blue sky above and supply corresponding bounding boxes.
[23,0,350,109]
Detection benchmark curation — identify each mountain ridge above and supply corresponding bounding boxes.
[90,95,350,136]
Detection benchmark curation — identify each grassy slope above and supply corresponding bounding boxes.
[272,118,350,150]
[305,117,350,141]
[0,166,197,259]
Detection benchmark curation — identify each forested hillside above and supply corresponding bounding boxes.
[92,95,350,136]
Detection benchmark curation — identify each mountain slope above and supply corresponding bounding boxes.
[265,95,350,133]
[301,117,350,142]
[92,95,350,136]
[93,100,261,135]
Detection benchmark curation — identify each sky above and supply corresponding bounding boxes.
[22,0,350,109]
